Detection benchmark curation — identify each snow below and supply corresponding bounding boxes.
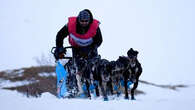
[4,69,25,78]
[0,83,195,110]
[1,0,195,85]
[0,79,38,88]
[38,72,56,77]
[14,69,25,75]
[1,0,195,109]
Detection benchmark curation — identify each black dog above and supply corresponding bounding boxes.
[67,55,111,100]
[108,60,125,96]
[64,59,79,97]
[76,57,94,99]
[75,56,109,100]
[65,57,92,98]
[126,48,142,100]
[108,48,142,100]
[87,56,101,97]
[87,57,113,101]
[112,56,132,98]
[64,48,142,100]
[96,59,113,101]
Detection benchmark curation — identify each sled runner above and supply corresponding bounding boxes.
[52,46,78,98]
[56,61,68,98]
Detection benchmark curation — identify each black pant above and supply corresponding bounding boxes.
[72,47,98,68]
[72,47,97,59]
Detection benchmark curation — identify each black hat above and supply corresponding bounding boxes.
[78,10,90,22]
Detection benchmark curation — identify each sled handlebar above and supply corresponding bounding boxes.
[51,46,74,60]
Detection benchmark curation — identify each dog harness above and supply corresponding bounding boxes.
[67,17,100,47]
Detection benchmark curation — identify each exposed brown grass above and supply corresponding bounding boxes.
[4,77,56,97]
[1,66,55,82]
[1,66,56,97]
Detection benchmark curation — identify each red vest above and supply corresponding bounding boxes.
[67,17,99,47]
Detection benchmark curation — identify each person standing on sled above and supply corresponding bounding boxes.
[54,9,103,95]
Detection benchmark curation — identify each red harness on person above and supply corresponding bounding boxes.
[67,17,100,47]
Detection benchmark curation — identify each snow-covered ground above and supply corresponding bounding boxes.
[0,66,194,110]
[1,0,195,109]
[0,82,195,110]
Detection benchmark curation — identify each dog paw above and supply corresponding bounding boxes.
[104,97,109,101]
[124,96,129,100]
[131,97,136,100]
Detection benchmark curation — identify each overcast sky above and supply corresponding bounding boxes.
[1,0,195,83]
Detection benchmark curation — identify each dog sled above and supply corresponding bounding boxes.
[51,46,142,100]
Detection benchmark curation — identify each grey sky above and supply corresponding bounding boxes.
[1,0,195,83]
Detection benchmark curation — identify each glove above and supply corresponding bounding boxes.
[54,47,66,60]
